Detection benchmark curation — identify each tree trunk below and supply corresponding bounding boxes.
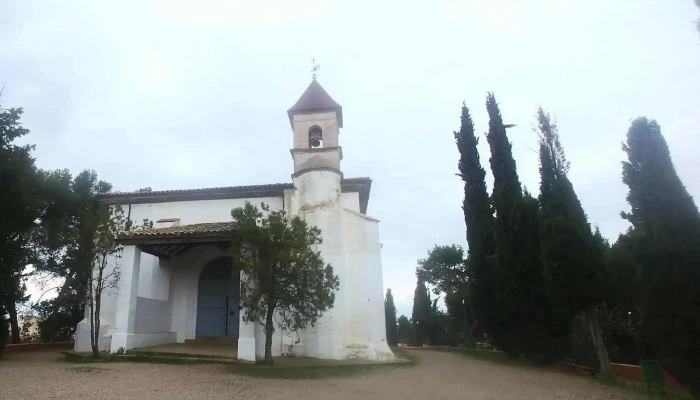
[586,309,615,381]
[463,299,477,347]
[89,299,96,356]
[5,293,21,344]
[264,305,275,365]
[41,275,76,342]
[89,283,97,357]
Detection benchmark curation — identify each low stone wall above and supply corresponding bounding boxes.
[611,363,680,388]
[4,342,74,353]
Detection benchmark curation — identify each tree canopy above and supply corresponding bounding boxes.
[619,117,700,396]
[229,202,339,364]
[453,102,497,349]
[485,93,548,358]
[0,104,42,344]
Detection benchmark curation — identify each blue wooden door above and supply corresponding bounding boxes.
[196,258,239,337]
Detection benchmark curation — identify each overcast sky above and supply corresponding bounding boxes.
[2,1,699,317]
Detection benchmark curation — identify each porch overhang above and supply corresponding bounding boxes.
[118,222,234,259]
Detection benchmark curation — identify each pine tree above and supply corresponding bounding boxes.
[0,105,41,344]
[453,102,497,346]
[384,288,398,347]
[536,108,612,372]
[485,93,547,357]
[620,117,700,397]
[411,277,431,346]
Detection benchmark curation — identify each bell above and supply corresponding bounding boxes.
[310,139,321,148]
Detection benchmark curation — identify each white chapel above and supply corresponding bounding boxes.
[73,79,395,362]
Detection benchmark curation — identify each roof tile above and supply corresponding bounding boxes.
[120,222,235,239]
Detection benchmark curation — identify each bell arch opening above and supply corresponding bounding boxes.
[309,125,323,148]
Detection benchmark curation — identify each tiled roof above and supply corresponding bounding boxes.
[119,222,235,240]
[100,177,372,213]
[287,79,343,127]
[101,183,292,199]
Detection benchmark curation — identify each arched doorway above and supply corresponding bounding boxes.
[196,257,240,338]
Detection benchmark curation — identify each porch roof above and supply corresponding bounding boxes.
[119,222,235,259]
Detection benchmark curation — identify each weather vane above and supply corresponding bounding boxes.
[310,58,320,80]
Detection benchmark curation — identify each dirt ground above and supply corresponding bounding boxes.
[0,349,643,400]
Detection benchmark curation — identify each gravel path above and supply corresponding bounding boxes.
[0,350,641,400]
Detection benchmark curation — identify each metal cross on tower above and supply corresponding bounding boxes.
[310,58,320,79]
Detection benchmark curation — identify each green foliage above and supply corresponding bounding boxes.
[535,108,607,362]
[619,117,700,397]
[417,245,480,345]
[397,315,412,345]
[229,202,339,365]
[453,102,498,347]
[485,93,548,358]
[384,289,398,346]
[0,104,42,344]
[411,278,431,346]
[417,245,467,295]
[33,169,113,342]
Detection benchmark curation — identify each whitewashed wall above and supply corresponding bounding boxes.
[73,186,388,361]
[74,196,283,352]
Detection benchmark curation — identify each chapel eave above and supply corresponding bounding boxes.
[99,177,372,214]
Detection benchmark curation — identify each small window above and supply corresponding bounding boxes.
[309,125,323,148]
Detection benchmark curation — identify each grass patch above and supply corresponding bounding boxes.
[228,349,414,380]
[60,351,228,366]
[61,351,110,363]
[593,376,693,400]
[61,349,414,379]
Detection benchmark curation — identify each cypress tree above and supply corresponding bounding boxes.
[485,93,547,358]
[536,108,611,369]
[411,277,431,346]
[384,288,398,347]
[453,102,498,346]
[620,117,700,397]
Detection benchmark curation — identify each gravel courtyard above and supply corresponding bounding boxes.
[1,349,643,400]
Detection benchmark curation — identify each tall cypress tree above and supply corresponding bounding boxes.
[485,93,547,358]
[620,117,700,397]
[454,102,497,345]
[536,108,611,368]
[384,288,398,347]
[411,277,431,346]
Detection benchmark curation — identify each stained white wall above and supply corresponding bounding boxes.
[340,191,360,213]
[288,169,393,361]
[124,196,284,228]
[73,184,387,360]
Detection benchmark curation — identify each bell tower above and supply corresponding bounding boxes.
[283,77,395,362]
[287,79,344,177]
